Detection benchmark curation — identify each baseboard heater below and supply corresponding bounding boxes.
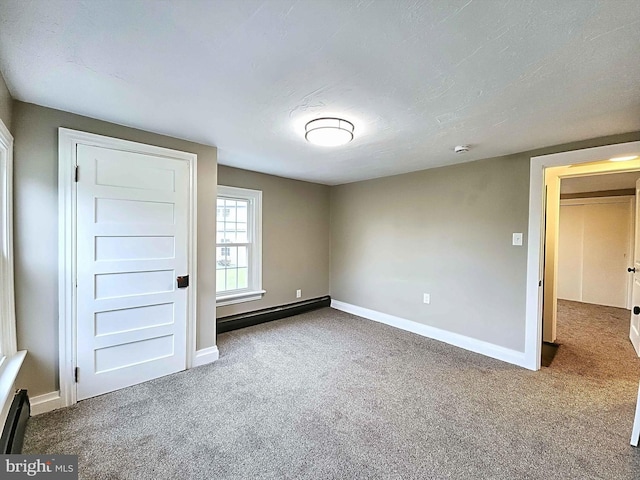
[0,389,30,454]
[217,295,331,334]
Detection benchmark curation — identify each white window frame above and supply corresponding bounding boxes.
[0,119,26,429]
[216,185,264,306]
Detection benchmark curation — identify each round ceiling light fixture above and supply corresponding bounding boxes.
[305,117,354,147]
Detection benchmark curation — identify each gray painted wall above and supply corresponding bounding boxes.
[12,101,218,397]
[330,132,640,353]
[0,72,11,131]
[217,165,330,317]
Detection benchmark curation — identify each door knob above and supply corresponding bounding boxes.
[629,267,636,273]
[177,275,189,288]
[634,306,640,316]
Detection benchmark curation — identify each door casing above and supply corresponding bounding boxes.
[58,128,198,407]
[526,141,640,370]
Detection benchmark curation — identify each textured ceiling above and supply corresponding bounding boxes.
[0,0,639,185]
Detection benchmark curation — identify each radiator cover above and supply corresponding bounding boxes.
[0,389,30,454]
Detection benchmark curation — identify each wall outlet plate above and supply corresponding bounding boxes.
[512,233,523,246]
[423,293,430,304]
[296,289,301,298]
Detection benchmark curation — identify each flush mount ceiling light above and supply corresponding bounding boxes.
[609,155,639,162]
[305,117,354,147]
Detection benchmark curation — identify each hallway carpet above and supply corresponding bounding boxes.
[554,300,638,382]
[23,303,640,479]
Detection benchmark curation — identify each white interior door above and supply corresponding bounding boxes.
[630,179,640,357]
[631,382,640,446]
[628,181,640,445]
[76,144,189,400]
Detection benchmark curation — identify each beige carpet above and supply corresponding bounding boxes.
[22,302,640,479]
[553,300,640,382]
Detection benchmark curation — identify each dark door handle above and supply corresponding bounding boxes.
[634,306,640,316]
[629,267,636,273]
[177,275,189,288]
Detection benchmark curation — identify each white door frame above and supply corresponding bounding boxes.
[58,128,198,407]
[525,141,640,370]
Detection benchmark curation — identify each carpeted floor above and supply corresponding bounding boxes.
[23,302,640,479]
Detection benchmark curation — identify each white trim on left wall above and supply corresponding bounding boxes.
[0,119,27,429]
[0,119,17,360]
[58,128,201,410]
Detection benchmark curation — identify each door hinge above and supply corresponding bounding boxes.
[74,165,79,182]
[74,367,79,383]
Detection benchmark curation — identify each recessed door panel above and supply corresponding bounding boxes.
[95,198,175,224]
[95,153,176,191]
[94,270,175,299]
[95,335,175,373]
[95,303,175,336]
[95,236,175,261]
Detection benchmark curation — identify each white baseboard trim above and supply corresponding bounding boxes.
[30,391,64,416]
[192,346,219,367]
[331,300,528,369]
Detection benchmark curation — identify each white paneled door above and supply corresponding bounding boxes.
[630,179,640,357]
[76,144,189,400]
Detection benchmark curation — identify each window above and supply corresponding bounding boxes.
[216,186,264,305]
[0,119,24,429]
[0,119,16,359]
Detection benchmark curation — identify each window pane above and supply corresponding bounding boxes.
[216,222,226,244]
[237,202,248,222]
[222,228,236,243]
[237,246,248,268]
[225,268,238,290]
[225,200,237,222]
[216,268,226,292]
[237,267,248,289]
[236,223,248,243]
[216,246,231,267]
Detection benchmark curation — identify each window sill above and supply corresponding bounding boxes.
[0,350,27,428]
[216,290,266,307]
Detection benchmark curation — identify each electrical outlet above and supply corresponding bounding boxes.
[296,289,301,298]
[512,233,523,246]
[423,293,430,304]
